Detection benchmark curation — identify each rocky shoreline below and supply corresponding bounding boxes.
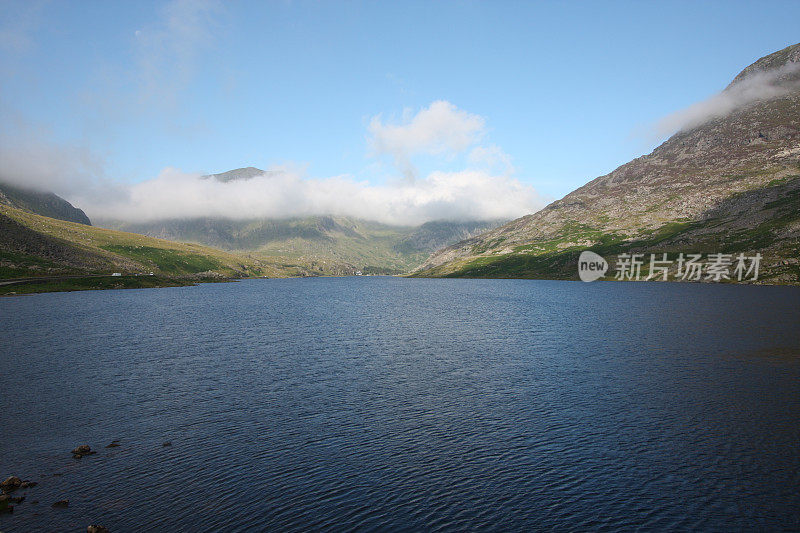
[1,440,170,532]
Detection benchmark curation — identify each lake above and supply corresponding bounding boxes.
[1,277,800,531]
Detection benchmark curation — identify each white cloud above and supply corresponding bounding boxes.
[368,100,485,179]
[81,166,543,226]
[653,62,800,136]
[1,95,543,227]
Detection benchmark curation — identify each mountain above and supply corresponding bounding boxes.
[203,166,280,182]
[1,202,301,294]
[0,181,92,225]
[415,43,800,284]
[101,174,502,274]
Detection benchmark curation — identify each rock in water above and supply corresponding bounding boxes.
[0,494,13,513]
[72,444,96,458]
[52,499,69,508]
[0,476,22,490]
[87,525,110,533]
[105,440,121,448]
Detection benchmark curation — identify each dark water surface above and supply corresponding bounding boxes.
[1,278,800,531]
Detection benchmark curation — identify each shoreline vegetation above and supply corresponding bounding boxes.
[0,274,232,296]
[3,271,799,297]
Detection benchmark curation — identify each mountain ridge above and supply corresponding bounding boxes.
[415,42,800,283]
[0,181,92,225]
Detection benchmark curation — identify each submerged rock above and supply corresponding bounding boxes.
[0,493,24,511]
[162,441,172,447]
[105,440,121,448]
[51,499,69,508]
[19,481,37,489]
[87,525,110,533]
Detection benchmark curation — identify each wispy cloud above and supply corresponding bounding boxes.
[0,112,105,196]
[652,62,800,136]
[468,145,515,175]
[133,0,224,108]
[368,100,485,180]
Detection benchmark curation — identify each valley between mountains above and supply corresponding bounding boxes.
[2,43,799,292]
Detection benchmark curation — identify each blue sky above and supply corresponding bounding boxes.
[1,0,799,223]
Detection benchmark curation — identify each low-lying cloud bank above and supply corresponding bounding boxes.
[1,99,544,227]
[653,62,800,136]
[78,167,542,226]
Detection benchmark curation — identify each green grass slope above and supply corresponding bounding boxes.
[1,204,301,293]
[103,215,501,276]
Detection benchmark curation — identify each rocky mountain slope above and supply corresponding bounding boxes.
[415,43,800,283]
[0,181,91,225]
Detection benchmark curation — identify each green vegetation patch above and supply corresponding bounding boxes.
[101,245,223,274]
[0,275,195,295]
[0,250,78,278]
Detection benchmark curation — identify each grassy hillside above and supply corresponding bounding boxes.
[1,204,304,293]
[103,215,501,276]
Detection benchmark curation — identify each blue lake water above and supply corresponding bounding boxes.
[1,277,800,531]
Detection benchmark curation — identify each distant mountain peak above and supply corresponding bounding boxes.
[203,167,278,183]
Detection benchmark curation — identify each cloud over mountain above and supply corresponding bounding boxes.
[80,166,542,226]
[653,62,800,136]
[2,97,544,226]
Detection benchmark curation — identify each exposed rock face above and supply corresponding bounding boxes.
[417,43,800,283]
[0,182,91,225]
